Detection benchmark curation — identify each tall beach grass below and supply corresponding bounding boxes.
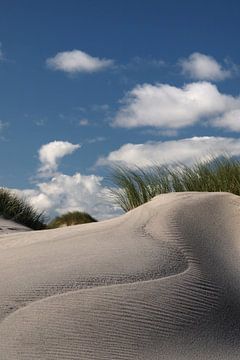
[0,188,46,230]
[110,156,240,212]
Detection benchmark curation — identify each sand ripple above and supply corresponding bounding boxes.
[0,192,240,359]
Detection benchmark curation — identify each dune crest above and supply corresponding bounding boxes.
[0,192,240,359]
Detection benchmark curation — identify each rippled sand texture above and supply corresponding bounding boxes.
[0,192,240,359]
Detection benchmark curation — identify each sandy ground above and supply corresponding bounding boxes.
[0,192,240,359]
[0,216,31,235]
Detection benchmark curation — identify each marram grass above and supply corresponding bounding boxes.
[0,188,46,230]
[48,211,97,229]
[110,156,240,212]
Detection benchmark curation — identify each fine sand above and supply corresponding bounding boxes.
[0,216,31,235]
[0,192,240,359]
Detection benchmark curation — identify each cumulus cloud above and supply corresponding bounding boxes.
[18,173,120,221]
[112,82,240,130]
[97,137,240,168]
[14,140,122,220]
[46,50,113,73]
[180,52,231,81]
[38,141,80,176]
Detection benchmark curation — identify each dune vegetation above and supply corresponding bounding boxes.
[0,188,46,230]
[48,211,98,229]
[110,156,240,212]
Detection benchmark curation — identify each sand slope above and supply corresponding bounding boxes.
[0,216,31,235]
[0,192,240,359]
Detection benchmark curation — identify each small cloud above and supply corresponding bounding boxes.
[35,118,46,126]
[142,129,178,137]
[46,49,114,74]
[86,136,106,144]
[79,118,90,126]
[180,52,231,81]
[38,140,80,177]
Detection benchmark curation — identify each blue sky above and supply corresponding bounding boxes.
[1,0,240,220]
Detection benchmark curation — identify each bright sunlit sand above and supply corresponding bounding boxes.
[0,192,240,359]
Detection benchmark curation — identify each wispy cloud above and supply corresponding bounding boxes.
[86,136,106,144]
[79,118,90,126]
[141,129,178,137]
[34,118,46,126]
[91,104,110,112]
[46,49,114,74]
[119,56,165,71]
[179,52,231,81]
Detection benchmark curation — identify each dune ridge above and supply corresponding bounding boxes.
[0,192,240,359]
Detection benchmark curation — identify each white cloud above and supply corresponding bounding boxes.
[46,50,113,73]
[79,118,90,126]
[17,173,121,221]
[14,140,122,220]
[97,137,240,168]
[112,82,240,130]
[180,52,231,81]
[12,136,240,221]
[38,141,80,176]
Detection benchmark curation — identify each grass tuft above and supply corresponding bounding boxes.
[110,156,240,212]
[48,211,97,229]
[0,188,46,230]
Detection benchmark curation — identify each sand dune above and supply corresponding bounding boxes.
[0,216,31,235]
[0,192,240,359]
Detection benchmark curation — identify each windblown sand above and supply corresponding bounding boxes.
[0,192,240,359]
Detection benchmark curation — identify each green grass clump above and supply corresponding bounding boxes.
[110,156,240,212]
[0,188,46,230]
[48,211,97,229]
